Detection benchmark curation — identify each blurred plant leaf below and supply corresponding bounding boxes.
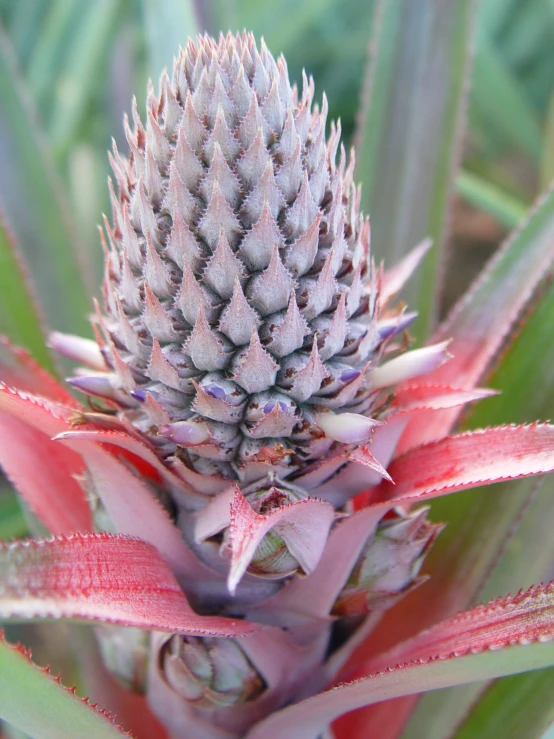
[478,0,520,37]
[498,1,550,70]
[456,169,527,229]
[541,89,554,190]
[0,633,129,738]
[465,277,554,430]
[251,0,338,57]
[355,0,475,338]
[47,0,122,160]
[3,0,49,68]
[453,669,554,739]
[0,216,53,371]
[141,0,199,80]
[0,489,28,541]
[542,718,554,739]
[26,0,81,120]
[471,29,542,161]
[0,26,89,337]
[395,238,554,737]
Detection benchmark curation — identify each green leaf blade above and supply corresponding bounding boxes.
[355,0,475,337]
[456,169,527,229]
[0,633,129,739]
[47,0,123,160]
[140,0,199,81]
[452,669,554,739]
[0,217,53,371]
[471,30,542,162]
[0,26,89,338]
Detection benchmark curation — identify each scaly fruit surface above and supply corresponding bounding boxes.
[53,32,447,596]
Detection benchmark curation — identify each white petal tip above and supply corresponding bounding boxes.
[317,411,382,444]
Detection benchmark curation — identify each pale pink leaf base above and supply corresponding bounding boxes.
[247,583,554,739]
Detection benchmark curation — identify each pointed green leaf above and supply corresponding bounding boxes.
[0,26,89,336]
[355,0,475,337]
[0,216,53,371]
[0,633,129,739]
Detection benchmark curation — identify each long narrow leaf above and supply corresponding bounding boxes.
[456,169,527,229]
[26,0,81,118]
[452,669,554,739]
[400,478,553,739]
[0,26,89,336]
[398,184,554,453]
[471,30,542,161]
[349,255,554,736]
[413,281,554,739]
[48,0,122,158]
[0,632,129,739]
[467,279,554,430]
[373,424,554,503]
[355,0,474,336]
[0,216,53,371]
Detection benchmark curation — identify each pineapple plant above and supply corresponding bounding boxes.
[0,9,554,739]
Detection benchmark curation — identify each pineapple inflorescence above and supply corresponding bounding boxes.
[95,31,392,484]
[54,31,435,601]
